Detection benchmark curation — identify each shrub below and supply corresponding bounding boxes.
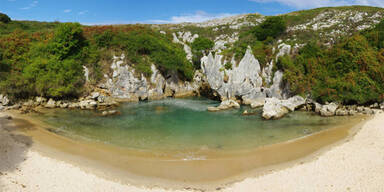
[0,13,11,24]
[252,16,287,41]
[191,37,214,69]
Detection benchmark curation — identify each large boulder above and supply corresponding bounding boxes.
[282,95,306,111]
[320,103,339,116]
[90,92,100,100]
[336,108,349,116]
[262,98,289,120]
[45,99,56,108]
[208,100,240,112]
[79,100,97,110]
[35,97,47,105]
[0,94,10,106]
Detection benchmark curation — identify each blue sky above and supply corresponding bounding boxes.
[1,0,384,25]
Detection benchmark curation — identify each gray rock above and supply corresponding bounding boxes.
[0,94,10,106]
[35,97,47,105]
[262,98,289,120]
[348,110,357,116]
[208,100,240,112]
[320,103,339,116]
[97,95,106,103]
[250,98,265,108]
[60,103,69,108]
[23,100,35,107]
[68,102,80,109]
[357,106,364,113]
[363,107,374,115]
[282,95,306,111]
[79,100,97,110]
[101,110,120,116]
[45,99,56,108]
[336,108,349,116]
[201,47,281,102]
[91,92,100,100]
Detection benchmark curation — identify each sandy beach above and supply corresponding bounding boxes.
[1,112,384,192]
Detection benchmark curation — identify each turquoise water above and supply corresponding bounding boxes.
[35,98,351,152]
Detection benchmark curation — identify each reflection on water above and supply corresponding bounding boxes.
[35,98,352,154]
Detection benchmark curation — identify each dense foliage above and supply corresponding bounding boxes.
[191,37,214,69]
[0,23,94,99]
[252,16,286,41]
[0,13,11,23]
[278,21,384,104]
[89,27,194,79]
[0,21,195,99]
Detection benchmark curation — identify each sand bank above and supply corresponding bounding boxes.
[1,111,383,192]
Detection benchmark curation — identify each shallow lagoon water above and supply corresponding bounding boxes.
[36,98,352,154]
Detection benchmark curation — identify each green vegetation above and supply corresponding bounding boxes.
[252,16,287,41]
[278,21,384,104]
[191,37,214,69]
[0,23,96,99]
[0,13,11,23]
[223,16,285,66]
[0,20,194,99]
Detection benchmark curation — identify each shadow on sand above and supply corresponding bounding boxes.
[0,115,34,190]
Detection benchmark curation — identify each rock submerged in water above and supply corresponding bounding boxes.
[101,110,120,116]
[208,100,240,112]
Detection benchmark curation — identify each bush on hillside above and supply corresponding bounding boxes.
[191,37,214,69]
[0,13,11,23]
[252,16,286,41]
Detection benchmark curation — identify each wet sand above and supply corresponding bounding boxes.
[1,110,381,192]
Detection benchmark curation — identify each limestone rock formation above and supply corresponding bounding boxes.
[201,46,286,105]
[262,98,289,120]
[0,94,10,106]
[261,96,305,120]
[103,54,200,101]
[207,99,240,112]
[320,103,339,116]
[45,99,56,108]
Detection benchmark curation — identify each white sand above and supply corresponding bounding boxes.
[225,113,384,192]
[1,112,384,192]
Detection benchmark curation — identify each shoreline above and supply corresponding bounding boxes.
[0,110,382,191]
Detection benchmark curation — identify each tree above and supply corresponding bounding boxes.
[191,37,214,69]
[50,22,85,60]
[252,16,287,41]
[0,13,11,23]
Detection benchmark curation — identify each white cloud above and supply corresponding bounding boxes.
[20,0,38,10]
[148,11,237,24]
[250,0,384,9]
[78,10,89,15]
[63,9,72,13]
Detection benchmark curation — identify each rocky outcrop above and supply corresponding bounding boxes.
[262,98,289,120]
[320,103,339,117]
[201,46,286,107]
[0,94,10,106]
[172,32,198,62]
[45,99,56,108]
[207,99,240,112]
[103,54,200,101]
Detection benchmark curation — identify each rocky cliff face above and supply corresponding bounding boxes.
[99,6,384,109]
[201,46,286,105]
[101,54,201,101]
